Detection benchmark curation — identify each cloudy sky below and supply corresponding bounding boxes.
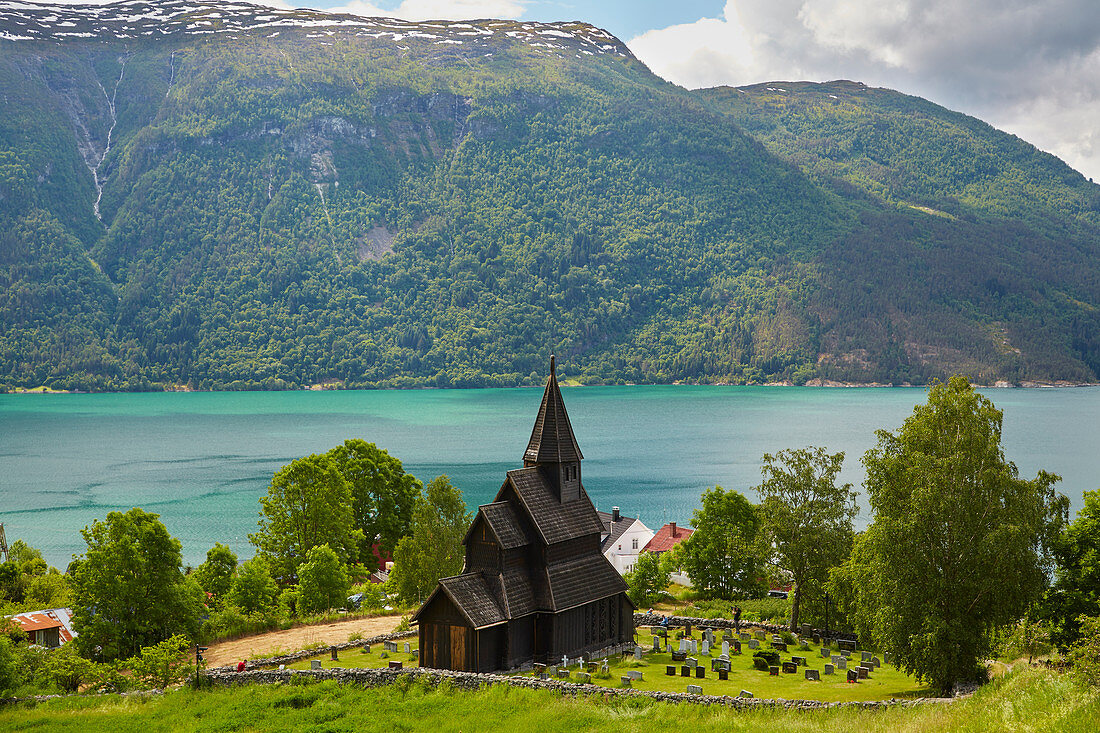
[287,1,1099,181]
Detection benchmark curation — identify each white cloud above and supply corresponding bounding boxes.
[627,0,1100,181]
[329,0,526,21]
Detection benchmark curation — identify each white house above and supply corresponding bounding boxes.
[597,507,654,575]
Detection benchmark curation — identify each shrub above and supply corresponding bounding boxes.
[752,650,780,670]
[1067,615,1100,686]
[128,635,194,690]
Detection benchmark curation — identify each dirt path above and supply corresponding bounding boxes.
[205,614,405,668]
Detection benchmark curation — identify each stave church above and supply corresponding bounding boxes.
[412,358,633,672]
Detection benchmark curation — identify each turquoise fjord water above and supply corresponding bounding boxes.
[1,386,1098,568]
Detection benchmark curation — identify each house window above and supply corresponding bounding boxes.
[632,537,639,550]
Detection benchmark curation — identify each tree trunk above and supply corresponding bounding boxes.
[790,581,801,633]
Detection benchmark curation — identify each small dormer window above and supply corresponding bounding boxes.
[632,537,639,550]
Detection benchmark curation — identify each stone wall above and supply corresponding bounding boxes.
[201,666,946,710]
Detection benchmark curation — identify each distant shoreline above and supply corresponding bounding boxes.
[6,380,1098,395]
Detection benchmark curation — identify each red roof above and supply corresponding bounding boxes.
[642,522,694,553]
[9,611,74,643]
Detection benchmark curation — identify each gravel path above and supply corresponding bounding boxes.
[205,615,405,668]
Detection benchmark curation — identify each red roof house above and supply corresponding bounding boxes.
[8,608,75,648]
[642,522,694,554]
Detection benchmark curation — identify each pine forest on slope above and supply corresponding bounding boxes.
[1,0,1099,391]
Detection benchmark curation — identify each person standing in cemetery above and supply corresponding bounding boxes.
[733,605,742,632]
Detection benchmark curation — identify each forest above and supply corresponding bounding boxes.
[1,16,1099,390]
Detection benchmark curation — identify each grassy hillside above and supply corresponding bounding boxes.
[1,5,1099,389]
[0,667,1096,732]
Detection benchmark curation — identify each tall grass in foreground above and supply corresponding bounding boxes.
[0,667,1096,733]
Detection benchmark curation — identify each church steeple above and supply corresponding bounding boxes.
[524,356,583,501]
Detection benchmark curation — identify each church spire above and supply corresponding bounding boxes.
[524,355,583,466]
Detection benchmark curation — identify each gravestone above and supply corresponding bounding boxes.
[748,640,759,649]
[601,659,610,674]
[413,649,420,659]
[732,641,741,654]
[718,669,729,681]
[557,668,571,679]
[740,633,750,641]
[857,666,870,679]
[279,665,285,671]
[704,628,714,644]
[831,655,842,665]
[685,623,692,635]
[628,670,643,681]
[836,658,847,669]
[653,637,661,652]
[534,663,546,675]
[687,684,703,694]
[701,640,710,656]
[679,639,689,653]
[805,669,820,681]
[330,647,338,661]
[772,635,783,643]
[695,666,705,679]
[772,642,787,652]
[769,666,780,676]
[576,672,591,684]
[821,648,831,658]
[311,660,322,670]
[389,660,403,670]
[801,623,812,637]
[781,661,797,674]
[687,657,698,668]
[824,663,834,675]
[681,666,691,677]
[872,657,881,669]
[839,640,856,652]
[586,662,597,673]
[840,650,851,658]
[362,645,371,654]
[666,665,676,676]
[721,641,730,656]
[404,642,412,654]
[739,690,753,698]
[792,656,806,666]
[620,676,632,688]
[755,631,766,641]
[385,641,397,653]
[847,668,858,683]
[812,634,821,645]
[861,651,872,663]
[690,639,698,654]
[671,651,686,662]
[634,646,643,661]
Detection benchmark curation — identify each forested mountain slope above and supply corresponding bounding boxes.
[0,2,1097,389]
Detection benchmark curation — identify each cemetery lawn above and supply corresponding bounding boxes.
[283,628,924,702]
[1,666,1096,732]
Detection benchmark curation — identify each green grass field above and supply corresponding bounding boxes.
[1,667,1096,732]
[281,627,923,702]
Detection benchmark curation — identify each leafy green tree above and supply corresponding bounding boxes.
[678,486,766,599]
[1067,615,1100,686]
[128,634,194,690]
[34,644,95,692]
[230,557,279,615]
[327,439,422,567]
[0,636,18,695]
[70,508,204,661]
[1041,489,1100,649]
[297,544,351,615]
[249,454,363,584]
[0,562,23,603]
[757,447,856,632]
[23,570,70,610]
[391,476,471,604]
[193,543,237,609]
[625,551,670,608]
[832,377,1064,694]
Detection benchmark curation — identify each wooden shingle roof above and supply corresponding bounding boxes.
[524,357,583,465]
[478,501,534,549]
[499,567,538,617]
[437,574,507,629]
[546,554,629,611]
[504,468,604,545]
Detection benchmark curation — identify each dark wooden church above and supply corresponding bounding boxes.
[412,358,633,672]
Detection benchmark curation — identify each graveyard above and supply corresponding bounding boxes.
[282,625,928,702]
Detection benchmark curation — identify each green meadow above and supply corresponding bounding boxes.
[1,667,1096,733]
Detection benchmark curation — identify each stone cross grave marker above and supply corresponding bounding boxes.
[601,659,610,674]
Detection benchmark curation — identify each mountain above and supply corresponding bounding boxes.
[0,2,1097,390]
